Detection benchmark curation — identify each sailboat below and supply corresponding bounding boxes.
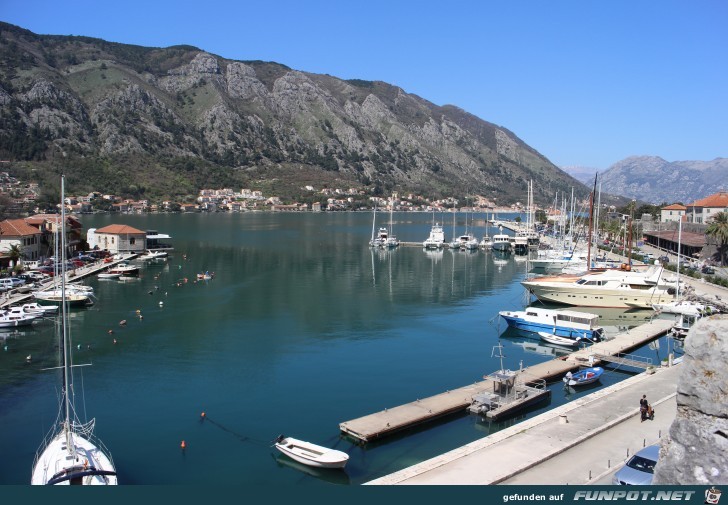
[383,197,399,248]
[31,176,117,485]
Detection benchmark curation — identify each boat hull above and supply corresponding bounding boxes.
[537,331,581,348]
[499,313,602,340]
[32,431,117,485]
[274,437,348,469]
[563,367,604,386]
[521,281,674,309]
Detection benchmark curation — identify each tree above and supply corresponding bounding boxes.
[706,211,728,266]
[7,243,23,269]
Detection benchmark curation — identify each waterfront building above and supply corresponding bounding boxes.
[89,224,146,254]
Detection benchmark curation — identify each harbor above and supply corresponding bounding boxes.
[0,211,722,485]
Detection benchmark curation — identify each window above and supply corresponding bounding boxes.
[130,238,136,245]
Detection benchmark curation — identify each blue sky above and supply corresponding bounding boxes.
[2,0,726,170]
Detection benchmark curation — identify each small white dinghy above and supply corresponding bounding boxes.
[274,435,349,469]
[537,331,582,348]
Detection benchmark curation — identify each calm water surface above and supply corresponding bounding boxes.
[0,212,678,485]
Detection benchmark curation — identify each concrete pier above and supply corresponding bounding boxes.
[339,318,674,443]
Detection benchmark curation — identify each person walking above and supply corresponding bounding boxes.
[640,394,648,422]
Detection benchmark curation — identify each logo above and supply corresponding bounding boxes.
[706,488,722,505]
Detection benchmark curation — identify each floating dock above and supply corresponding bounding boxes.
[339,318,674,443]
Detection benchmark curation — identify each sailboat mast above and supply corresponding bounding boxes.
[676,219,682,298]
[59,175,73,453]
[586,175,597,270]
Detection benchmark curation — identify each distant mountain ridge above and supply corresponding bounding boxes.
[596,156,728,204]
[0,22,586,204]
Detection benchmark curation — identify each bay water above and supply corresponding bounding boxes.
[0,212,673,485]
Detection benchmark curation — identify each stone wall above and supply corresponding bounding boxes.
[653,315,728,484]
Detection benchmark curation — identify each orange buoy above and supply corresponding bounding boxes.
[180,440,186,450]
[200,412,206,419]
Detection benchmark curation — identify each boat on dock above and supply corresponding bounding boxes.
[467,343,550,420]
[273,435,349,469]
[563,367,604,387]
[499,306,605,341]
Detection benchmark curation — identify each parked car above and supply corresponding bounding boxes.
[0,278,24,291]
[702,266,715,275]
[659,255,670,264]
[612,444,659,485]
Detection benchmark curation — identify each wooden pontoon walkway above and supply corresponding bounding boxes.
[339,318,674,444]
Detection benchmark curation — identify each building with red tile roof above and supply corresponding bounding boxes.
[660,203,687,223]
[686,191,728,224]
[0,218,43,265]
[88,224,146,254]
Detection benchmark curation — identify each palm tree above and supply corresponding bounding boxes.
[7,243,23,267]
[706,211,728,266]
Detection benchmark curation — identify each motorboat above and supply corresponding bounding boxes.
[273,435,349,469]
[21,302,58,315]
[479,235,493,250]
[423,223,445,249]
[98,272,122,279]
[3,306,43,321]
[32,175,117,485]
[138,249,168,260]
[0,311,37,327]
[652,299,717,316]
[108,262,140,276]
[491,234,512,252]
[455,234,479,251]
[563,367,604,387]
[521,266,676,309]
[499,307,604,341]
[537,331,582,348]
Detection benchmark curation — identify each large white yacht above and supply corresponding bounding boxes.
[423,223,445,249]
[521,265,676,309]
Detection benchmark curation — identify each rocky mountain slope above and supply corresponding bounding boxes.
[0,22,584,204]
[597,156,728,204]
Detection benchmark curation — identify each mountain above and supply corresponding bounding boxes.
[560,165,603,186]
[598,156,728,204]
[0,22,585,205]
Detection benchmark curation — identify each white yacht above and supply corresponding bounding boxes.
[521,266,676,309]
[423,223,445,249]
[491,234,512,252]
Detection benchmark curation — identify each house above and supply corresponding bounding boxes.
[685,191,728,224]
[0,218,43,267]
[25,214,84,257]
[660,204,686,223]
[90,224,146,254]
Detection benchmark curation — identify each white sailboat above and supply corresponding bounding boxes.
[31,176,117,485]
